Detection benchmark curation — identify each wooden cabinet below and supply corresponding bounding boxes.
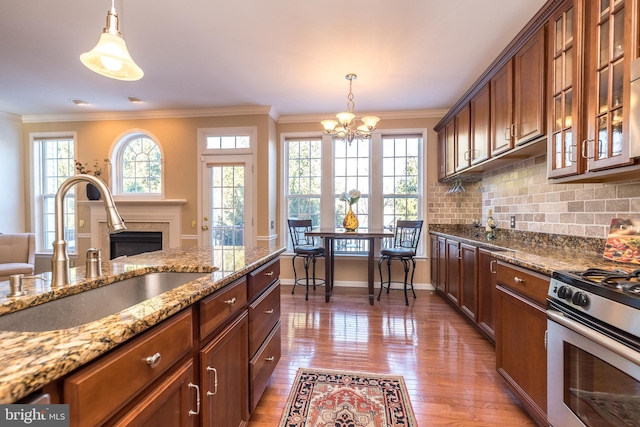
[445,119,456,176]
[64,309,195,427]
[477,249,498,342]
[495,261,548,427]
[514,26,547,145]
[445,239,460,304]
[459,243,478,321]
[437,128,447,180]
[548,0,585,178]
[490,60,514,156]
[200,312,249,427]
[470,83,491,165]
[455,104,471,172]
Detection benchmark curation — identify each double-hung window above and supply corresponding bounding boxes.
[283,131,424,254]
[32,134,76,253]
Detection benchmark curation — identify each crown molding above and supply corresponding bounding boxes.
[278,109,448,124]
[20,105,275,124]
[0,110,22,123]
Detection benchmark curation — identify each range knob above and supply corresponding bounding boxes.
[557,285,573,299]
[571,292,590,307]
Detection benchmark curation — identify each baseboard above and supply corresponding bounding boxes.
[280,278,435,291]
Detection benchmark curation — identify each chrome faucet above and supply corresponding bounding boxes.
[51,174,126,287]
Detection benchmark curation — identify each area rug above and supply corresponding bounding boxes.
[279,367,417,426]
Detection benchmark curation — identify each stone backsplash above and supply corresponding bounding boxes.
[429,153,640,239]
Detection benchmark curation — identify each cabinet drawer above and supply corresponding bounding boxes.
[64,309,193,427]
[249,321,281,413]
[496,262,549,305]
[249,282,280,356]
[200,277,247,340]
[248,258,280,300]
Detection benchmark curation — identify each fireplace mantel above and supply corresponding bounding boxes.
[80,199,186,258]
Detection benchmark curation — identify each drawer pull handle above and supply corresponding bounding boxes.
[265,356,275,361]
[188,383,200,415]
[145,352,162,368]
[265,309,274,314]
[514,276,525,284]
[224,297,237,305]
[265,271,274,277]
[206,366,218,396]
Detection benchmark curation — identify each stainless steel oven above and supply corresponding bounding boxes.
[547,269,640,427]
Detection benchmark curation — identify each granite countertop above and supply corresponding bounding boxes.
[0,245,285,404]
[428,225,631,276]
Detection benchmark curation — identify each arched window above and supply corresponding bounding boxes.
[113,132,163,196]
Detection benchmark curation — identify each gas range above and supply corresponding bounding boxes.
[549,268,640,343]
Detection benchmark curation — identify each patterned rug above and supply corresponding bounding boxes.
[279,368,418,426]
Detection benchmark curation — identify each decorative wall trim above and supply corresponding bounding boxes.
[279,109,448,124]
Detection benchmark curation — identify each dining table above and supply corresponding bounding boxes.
[304,228,393,305]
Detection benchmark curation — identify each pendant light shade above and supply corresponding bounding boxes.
[80,3,143,81]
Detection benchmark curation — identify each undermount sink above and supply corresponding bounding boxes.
[0,272,209,332]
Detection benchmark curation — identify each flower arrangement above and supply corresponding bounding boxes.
[339,189,361,206]
[75,159,107,177]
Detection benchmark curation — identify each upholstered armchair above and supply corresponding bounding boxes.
[0,233,36,282]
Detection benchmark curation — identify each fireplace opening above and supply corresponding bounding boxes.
[110,231,162,259]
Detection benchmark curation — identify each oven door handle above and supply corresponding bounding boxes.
[547,309,640,366]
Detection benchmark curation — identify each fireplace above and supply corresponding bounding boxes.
[110,231,163,259]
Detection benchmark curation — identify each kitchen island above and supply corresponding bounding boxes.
[0,245,284,417]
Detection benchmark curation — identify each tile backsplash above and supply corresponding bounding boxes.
[429,154,640,239]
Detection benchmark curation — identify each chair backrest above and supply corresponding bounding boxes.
[393,220,423,250]
[288,219,315,248]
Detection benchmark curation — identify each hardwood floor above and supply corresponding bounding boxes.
[248,284,537,426]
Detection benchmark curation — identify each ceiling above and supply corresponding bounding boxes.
[0,0,547,120]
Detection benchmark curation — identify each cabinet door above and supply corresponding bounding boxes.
[548,1,584,178]
[445,119,456,176]
[585,0,633,171]
[430,235,440,291]
[459,243,478,320]
[477,249,497,342]
[200,312,248,427]
[445,239,460,304]
[455,103,471,171]
[437,129,447,180]
[490,60,514,156]
[111,361,197,427]
[470,83,491,165]
[496,285,548,426]
[436,236,447,293]
[514,26,546,145]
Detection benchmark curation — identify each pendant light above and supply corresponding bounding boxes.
[321,74,380,144]
[80,0,144,81]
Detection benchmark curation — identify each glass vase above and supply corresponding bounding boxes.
[343,204,359,232]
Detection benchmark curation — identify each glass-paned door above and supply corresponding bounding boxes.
[587,0,631,170]
[201,156,254,247]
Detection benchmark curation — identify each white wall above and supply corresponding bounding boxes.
[0,112,24,232]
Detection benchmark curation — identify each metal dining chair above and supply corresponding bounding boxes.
[378,220,424,305]
[288,219,325,300]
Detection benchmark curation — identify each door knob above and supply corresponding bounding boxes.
[201,225,209,231]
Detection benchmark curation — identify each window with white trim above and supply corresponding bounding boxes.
[113,133,163,195]
[283,132,424,254]
[32,135,76,252]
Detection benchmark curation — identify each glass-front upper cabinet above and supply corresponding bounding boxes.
[548,2,583,178]
[585,0,633,171]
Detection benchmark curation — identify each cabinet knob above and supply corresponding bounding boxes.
[145,352,162,368]
[188,383,200,415]
[514,276,525,284]
[224,297,237,305]
[264,309,274,314]
[264,271,274,277]
[265,356,275,362]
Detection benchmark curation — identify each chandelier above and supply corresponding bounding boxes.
[321,74,380,144]
[80,0,144,81]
